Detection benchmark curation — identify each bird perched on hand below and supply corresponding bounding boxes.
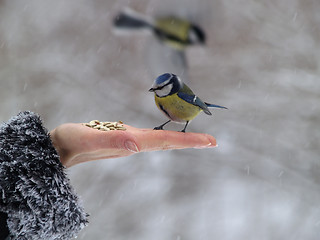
[113,8,206,50]
[149,73,227,132]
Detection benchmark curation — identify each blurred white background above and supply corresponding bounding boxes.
[1,0,320,239]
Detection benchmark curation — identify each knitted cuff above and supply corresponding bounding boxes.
[0,111,88,240]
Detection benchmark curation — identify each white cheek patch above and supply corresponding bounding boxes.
[188,29,199,43]
[155,84,173,97]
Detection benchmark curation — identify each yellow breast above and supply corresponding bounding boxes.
[154,93,202,122]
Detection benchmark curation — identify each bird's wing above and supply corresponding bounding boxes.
[204,102,228,109]
[113,8,153,29]
[177,92,212,115]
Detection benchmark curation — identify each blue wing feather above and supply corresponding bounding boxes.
[204,102,228,109]
[177,83,227,114]
[177,92,212,115]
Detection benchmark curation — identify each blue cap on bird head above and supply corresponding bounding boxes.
[154,73,181,87]
[155,73,174,85]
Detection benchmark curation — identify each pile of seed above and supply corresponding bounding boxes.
[83,120,126,131]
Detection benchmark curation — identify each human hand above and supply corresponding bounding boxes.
[50,123,217,168]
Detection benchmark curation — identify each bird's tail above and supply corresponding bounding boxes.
[113,8,153,29]
[205,102,228,109]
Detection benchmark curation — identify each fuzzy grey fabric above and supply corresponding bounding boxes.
[0,111,88,240]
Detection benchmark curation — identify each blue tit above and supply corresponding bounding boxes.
[149,73,227,132]
[113,9,206,50]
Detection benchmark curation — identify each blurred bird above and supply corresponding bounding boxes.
[113,9,206,83]
[149,73,227,132]
[113,9,206,50]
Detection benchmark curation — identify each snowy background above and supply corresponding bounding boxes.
[1,0,320,239]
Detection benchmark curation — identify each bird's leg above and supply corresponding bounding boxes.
[154,120,171,130]
[181,121,189,133]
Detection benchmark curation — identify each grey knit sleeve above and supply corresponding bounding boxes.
[0,111,88,240]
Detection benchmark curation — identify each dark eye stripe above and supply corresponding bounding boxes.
[154,81,172,90]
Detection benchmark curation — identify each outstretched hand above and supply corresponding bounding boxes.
[50,123,217,168]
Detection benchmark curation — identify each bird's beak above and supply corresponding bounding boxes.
[149,88,154,92]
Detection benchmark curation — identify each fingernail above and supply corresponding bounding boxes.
[195,142,215,149]
[209,142,218,148]
[208,142,218,148]
[125,140,139,153]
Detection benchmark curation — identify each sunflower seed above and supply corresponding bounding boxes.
[83,120,126,131]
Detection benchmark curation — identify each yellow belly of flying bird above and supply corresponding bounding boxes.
[154,93,202,123]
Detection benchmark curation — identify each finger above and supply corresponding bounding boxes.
[81,124,216,153]
[123,125,217,152]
